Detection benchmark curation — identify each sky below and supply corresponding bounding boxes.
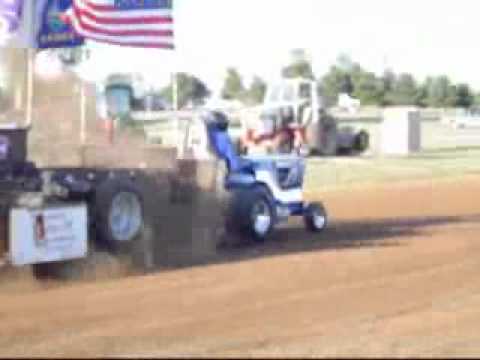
[78,0,480,94]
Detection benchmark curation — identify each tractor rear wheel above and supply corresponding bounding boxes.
[320,128,338,156]
[354,130,370,153]
[226,186,276,242]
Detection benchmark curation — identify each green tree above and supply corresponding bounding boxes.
[161,72,210,109]
[415,82,428,108]
[382,70,396,91]
[455,83,474,108]
[221,68,245,100]
[352,71,385,106]
[385,73,422,106]
[380,70,396,106]
[321,66,354,105]
[423,76,457,108]
[336,53,356,72]
[322,56,389,106]
[105,73,134,86]
[282,48,314,79]
[244,76,267,105]
[282,60,314,79]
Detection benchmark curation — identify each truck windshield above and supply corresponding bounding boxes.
[267,85,282,102]
[282,84,295,102]
[299,83,311,100]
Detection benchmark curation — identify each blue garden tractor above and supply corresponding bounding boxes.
[203,111,328,241]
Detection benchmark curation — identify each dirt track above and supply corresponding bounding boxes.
[1,176,480,358]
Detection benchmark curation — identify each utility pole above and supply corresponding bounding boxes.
[23,0,35,128]
[172,70,183,157]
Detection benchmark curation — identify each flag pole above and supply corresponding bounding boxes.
[172,65,182,157]
[172,71,178,112]
[25,47,34,128]
[24,0,36,128]
[79,49,88,146]
[80,80,87,145]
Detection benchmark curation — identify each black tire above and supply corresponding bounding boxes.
[93,178,144,253]
[32,250,128,281]
[32,263,51,280]
[32,260,83,281]
[309,147,321,157]
[320,129,338,156]
[354,131,370,153]
[304,202,328,233]
[226,186,276,242]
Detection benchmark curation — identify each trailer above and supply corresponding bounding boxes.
[0,124,146,279]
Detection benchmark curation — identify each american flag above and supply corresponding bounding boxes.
[63,0,174,48]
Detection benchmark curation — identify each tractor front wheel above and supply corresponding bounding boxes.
[304,202,328,232]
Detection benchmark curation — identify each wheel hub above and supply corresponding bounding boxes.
[251,200,271,236]
[313,213,326,229]
[109,192,142,242]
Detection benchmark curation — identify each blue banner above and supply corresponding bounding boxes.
[114,0,172,10]
[36,0,84,49]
